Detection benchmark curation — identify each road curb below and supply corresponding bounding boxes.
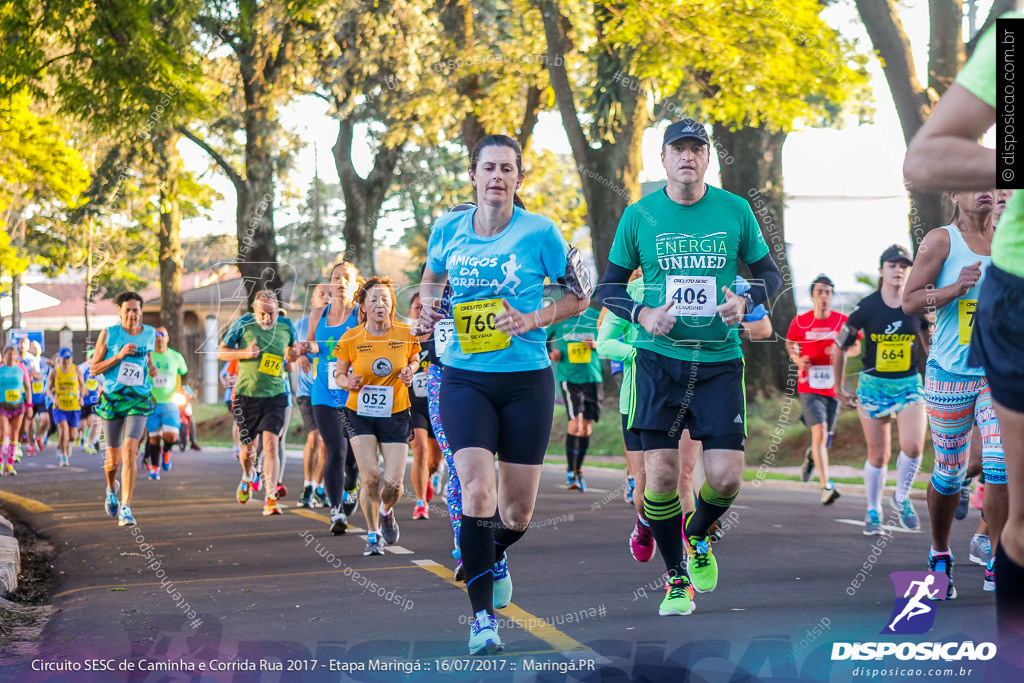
[0,512,19,594]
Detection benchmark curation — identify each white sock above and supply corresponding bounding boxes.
[638,515,650,526]
[305,479,314,487]
[379,501,391,517]
[895,451,920,503]
[864,463,884,512]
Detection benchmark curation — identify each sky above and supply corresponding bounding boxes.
[179,1,998,308]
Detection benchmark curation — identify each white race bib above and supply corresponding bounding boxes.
[665,276,716,317]
[411,372,428,398]
[357,385,394,417]
[116,361,145,387]
[327,360,341,391]
[433,319,455,357]
[808,365,834,390]
[153,375,172,390]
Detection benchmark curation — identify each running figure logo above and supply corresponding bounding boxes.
[497,254,522,295]
[882,571,949,635]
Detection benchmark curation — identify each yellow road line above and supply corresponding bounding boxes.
[54,565,418,599]
[413,560,587,652]
[0,490,54,513]
[49,498,236,509]
[287,508,366,533]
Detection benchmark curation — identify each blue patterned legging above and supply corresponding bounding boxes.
[427,363,461,551]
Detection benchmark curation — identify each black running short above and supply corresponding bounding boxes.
[621,412,643,452]
[439,366,554,466]
[409,398,434,439]
[232,393,288,445]
[628,348,745,452]
[345,407,412,445]
[560,381,601,422]
[970,264,1024,413]
[296,395,318,433]
[81,403,94,420]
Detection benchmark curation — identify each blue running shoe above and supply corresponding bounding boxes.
[105,488,119,517]
[118,504,136,527]
[492,553,512,609]
[468,613,503,655]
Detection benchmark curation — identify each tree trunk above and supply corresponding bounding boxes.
[84,220,93,341]
[854,0,967,252]
[235,72,282,303]
[715,124,795,397]
[333,118,405,276]
[11,271,21,330]
[154,131,185,350]
[538,0,647,278]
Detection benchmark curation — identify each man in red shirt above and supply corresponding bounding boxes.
[786,275,861,504]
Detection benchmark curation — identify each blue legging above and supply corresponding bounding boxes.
[427,363,461,551]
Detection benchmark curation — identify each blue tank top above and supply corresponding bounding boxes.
[293,316,315,398]
[102,324,157,394]
[930,225,991,376]
[80,364,99,405]
[309,303,359,407]
[0,364,25,404]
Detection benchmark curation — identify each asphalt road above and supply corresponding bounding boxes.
[0,444,1019,683]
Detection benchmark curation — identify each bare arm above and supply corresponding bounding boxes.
[90,329,126,376]
[218,341,259,362]
[904,84,996,191]
[902,229,978,315]
[740,316,773,340]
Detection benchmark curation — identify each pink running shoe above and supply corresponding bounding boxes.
[629,516,656,562]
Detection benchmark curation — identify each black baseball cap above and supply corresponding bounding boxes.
[663,119,710,147]
[880,244,913,267]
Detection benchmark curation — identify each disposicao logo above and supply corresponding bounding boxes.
[830,571,996,662]
[883,571,947,635]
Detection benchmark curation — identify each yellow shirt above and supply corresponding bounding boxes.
[54,365,81,411]
[333,322,421,414]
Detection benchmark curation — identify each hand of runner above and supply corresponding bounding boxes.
[796,355,811,372]
[297,355,311,373]
[247,340,260,359]
[549,349,562,362]
[414,298,444,336]
[716,286,746,326]
[119,344,137,359]
[584,338,597,349]
[148,363,157,377]
[497,299,529,336]
[294,341,312,356]
[837,387,858,409]
[398,364,416,386]
[345,373,364,391]
[638,301,675,336]
[955,261,983,294]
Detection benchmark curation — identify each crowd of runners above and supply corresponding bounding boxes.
[3,24,1020,654]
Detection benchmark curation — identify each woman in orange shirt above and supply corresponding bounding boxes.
[333,277,420,556]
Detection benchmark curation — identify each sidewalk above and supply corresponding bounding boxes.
[0,512,19,595]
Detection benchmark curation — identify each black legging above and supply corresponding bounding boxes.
[312,404,357,508]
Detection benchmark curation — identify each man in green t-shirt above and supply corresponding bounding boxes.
[144,327,189,479]
[547,307,604,492]
[903,7,1024,645]
[218,289,299,517]
[596,119,782,617]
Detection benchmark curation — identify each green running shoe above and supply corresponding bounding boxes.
[685,534,719,593]
[658,577,695,616]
